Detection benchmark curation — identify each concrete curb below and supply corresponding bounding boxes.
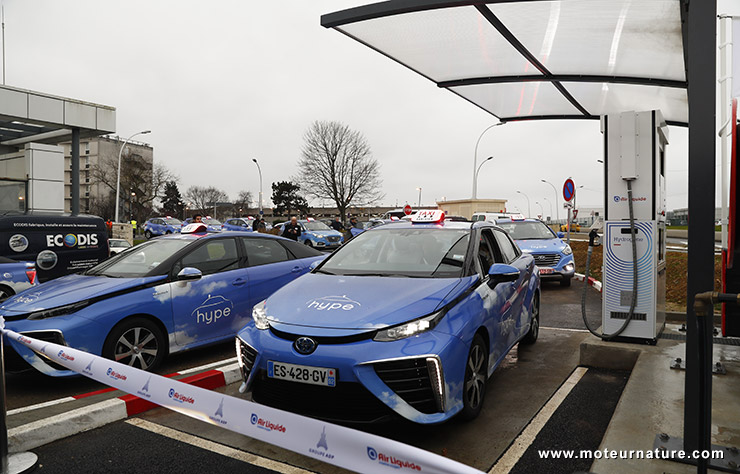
[8,363,241,453]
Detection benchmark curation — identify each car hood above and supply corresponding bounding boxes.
[0,273,167,314]
[265,273,477,335]
[515,238,567,253]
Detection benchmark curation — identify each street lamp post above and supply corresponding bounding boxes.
[474,156,494,198]
[115,130,151,223]
[416,187,422,208]
[535,201,544,217]
[516,190,531,217]
[472,123,505,199]
[252,158,263,216]
[543,197,553,222]
[129,190,135,222]
[541,179,560,223]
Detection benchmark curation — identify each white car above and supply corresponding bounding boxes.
[109,238,132,256]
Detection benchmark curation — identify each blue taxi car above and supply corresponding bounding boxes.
[182,217,223,233]
[222,218,255,232]
[236,210,540,424]
[493,217,575,287]
[276,220,344,249]
[0,257,37,301]
[0,224,325,376]
[143,217,182,239]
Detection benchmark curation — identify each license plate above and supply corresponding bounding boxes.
[538,267,554,274]
[267,361,336,387]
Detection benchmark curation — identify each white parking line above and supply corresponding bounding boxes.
[179,357,238,375]
[489,367,588,474]
[540,327,590,333]
[8,396,76,416]
[126,418,315,474]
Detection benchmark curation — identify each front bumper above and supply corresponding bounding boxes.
[236,324,468,424]
[535,254,575,280]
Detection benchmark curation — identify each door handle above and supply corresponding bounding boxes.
[291,266,302,273]
[232,278,247,286]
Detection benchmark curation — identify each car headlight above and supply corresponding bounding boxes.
[27,300,90,320]
[252,300,270,330]
[562,245,573,255]
[374,310,445,342]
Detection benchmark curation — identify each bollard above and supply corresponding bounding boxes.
[0,330,38,474]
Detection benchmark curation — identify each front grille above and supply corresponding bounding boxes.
[252,371,393,423]
[373,358,439,414]
[5,331,68,372]
[534,253,561,267]
[327,236,341,243]
[238,338,258,380]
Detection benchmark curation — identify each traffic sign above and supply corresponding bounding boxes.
[403,204,412,215]
[573,209,579,219]
[563,179,575,202]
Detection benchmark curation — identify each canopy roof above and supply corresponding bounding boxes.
[322,0,687,125]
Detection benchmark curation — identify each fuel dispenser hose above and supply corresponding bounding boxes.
[581,180,638,339]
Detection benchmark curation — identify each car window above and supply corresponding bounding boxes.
[87,239,191,277]
[493,230,519,263]
[477,232,495,274]
[280,239,323,259]
[496,221,555,240]
[241,238,291,266]
[179,239,239,275]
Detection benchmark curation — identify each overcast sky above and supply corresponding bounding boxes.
[2,0,738,215]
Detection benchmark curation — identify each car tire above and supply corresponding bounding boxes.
[103,317,166,372]
[165,231,172,234]
[460,334,488,421]
[560,277,572,287]
[144,230,152,239]
[522,293,539,345]
[304,240,313,247]
[0,285,15,302]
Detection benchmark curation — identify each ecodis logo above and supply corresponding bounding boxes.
[249,413,285,433]
[306,295,361,311]
[46,233,99,248]
[106,368,127,381]
[367,446,422,471]
[57,350,75,362]
[168,388,195,405]
[192,295,233,325]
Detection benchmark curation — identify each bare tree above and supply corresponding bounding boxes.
[232,190,253,216]
[296,121,383,222]
[90,154,176,220]
[185,186,229,215]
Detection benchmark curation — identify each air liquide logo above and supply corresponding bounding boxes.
[16,335,32,344]
[106,367,127,381]
[308,426,334,460]
[46,233,99,248]
[306,295,361,311]
[192,295,233,325]
[249,412,285,433]
[168,388,195,404]
[613,195,647,203]
[367,446,422,471]
[57,350,75,362]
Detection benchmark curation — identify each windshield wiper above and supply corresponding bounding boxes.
[314,269,337,275]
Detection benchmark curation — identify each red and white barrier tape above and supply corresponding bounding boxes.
[574,273,602,292]
[3,326,481,474]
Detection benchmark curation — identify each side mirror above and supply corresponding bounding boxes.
[487,264,520,286]
[557,232,565,238]
[308,260,321,271]
[177,267,202,281]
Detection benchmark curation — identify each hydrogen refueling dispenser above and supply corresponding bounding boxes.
[599,110,668,343]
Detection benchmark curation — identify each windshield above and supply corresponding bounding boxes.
[302,221,331,231]
[496,221,556,240]
[318,228,470,278]
[164,217,182,225]
[87,239,191,277]
[110,240,131,248]
[203,218,222,226]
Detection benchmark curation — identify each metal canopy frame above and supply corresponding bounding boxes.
[322,0,718,465]
[321,0,688,126]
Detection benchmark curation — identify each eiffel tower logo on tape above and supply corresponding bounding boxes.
[215,398,224,418]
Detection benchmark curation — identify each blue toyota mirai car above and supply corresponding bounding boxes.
[222,217,255,232]
[0,224,325,376]
[236,210,540,424]
[493,217,575,287]
[143,216,182,239]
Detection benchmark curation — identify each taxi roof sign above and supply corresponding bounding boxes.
[411,209,445,223]
[511,214,526,221]
[181,223,208,234]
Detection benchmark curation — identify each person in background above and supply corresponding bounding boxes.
[252,217,260,232]
[193,214,203,223]
[282,216,302,241]
[330,217,343,232]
